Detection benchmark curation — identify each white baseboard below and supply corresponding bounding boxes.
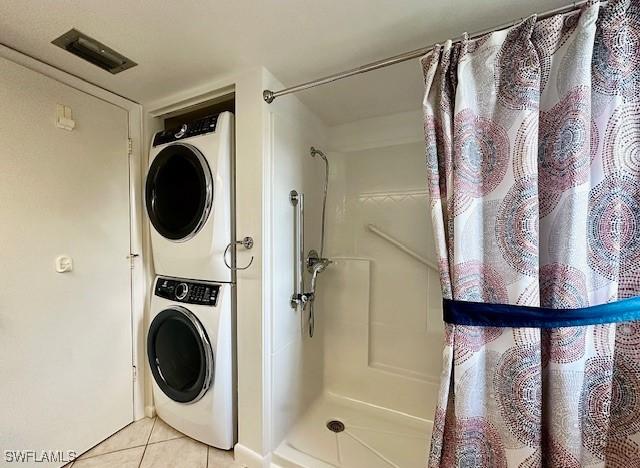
[234,443,273,468]
[144,405,156,418]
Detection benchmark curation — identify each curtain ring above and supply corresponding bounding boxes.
[224,236,254,271]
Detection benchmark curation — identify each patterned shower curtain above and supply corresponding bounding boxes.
[421,0,640,466]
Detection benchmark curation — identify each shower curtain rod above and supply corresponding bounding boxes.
[263,0,593,103]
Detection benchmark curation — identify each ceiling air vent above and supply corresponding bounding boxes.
[52,29,137,74]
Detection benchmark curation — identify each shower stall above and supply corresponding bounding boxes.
[265,69,442,467]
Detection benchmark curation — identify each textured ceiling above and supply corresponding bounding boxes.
[0,0,569,124]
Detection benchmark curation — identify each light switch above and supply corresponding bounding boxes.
[55,255,73,273]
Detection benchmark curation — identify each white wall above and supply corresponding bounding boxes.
[319,110,443,419]
[235,69,272,464]
[262,74,328,452]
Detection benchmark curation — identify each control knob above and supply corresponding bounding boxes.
[175,282,189,300]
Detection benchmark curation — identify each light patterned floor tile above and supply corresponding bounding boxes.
[140,436,207,468]
[148,417,185,443]
[72,446,144,468]
[79,418,155,459]
[207,446,243,468]
[72,417,241,467]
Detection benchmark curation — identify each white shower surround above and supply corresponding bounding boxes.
[269,108,444,467]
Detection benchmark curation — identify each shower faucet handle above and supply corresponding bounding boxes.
[306,249,332,273]
[306,250,319,271]
[291,291,313,309]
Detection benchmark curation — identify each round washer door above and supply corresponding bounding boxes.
[145,143,213,241]
[147,307,214,403]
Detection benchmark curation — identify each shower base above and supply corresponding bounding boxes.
[273,393,431,468]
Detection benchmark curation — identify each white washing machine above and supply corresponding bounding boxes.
[146,112,234,282]
[148,276,235,448]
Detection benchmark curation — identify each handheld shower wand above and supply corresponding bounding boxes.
[310,146,328,258]
[305,146,331,337]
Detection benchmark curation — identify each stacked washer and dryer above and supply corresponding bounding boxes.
[145,112,236,449]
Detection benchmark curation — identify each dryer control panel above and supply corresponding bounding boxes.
[155,277,221,306]
[152,114,219,146]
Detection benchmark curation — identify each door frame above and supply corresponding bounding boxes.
[0,43,146,420]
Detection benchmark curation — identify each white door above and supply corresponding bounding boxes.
[0,56,133,466]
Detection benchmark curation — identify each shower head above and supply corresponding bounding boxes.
[309,257,332,295]
[310,146,327,162]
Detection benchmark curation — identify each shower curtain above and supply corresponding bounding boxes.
[421,0,640,466]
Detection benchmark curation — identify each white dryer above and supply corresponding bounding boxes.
[148,276,235,449]
[146,112,233,282]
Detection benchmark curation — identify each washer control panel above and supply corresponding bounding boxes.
[152,114,219,146]
[155,277,220,306]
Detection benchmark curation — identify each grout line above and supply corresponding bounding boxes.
[77,444,147,461]
[145,435,186,446]
[76,418,158,461]
[75,419,223,468]
[138,417,157,468]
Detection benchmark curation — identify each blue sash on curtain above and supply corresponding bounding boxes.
[443,296,640,328]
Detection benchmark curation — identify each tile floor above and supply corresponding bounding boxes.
[65,417,244,468]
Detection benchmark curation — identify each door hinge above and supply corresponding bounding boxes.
[126,253,139,269]
[127,138,133,156]
[132,365,138,382]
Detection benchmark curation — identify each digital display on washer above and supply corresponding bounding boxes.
[155,278,220,306]
[152,114,219,146]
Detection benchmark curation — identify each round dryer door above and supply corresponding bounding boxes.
[147,307,213,403]
[145,143,213,241]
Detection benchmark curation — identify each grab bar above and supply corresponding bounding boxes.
[366,224,438,271]
[290,190,305,308]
